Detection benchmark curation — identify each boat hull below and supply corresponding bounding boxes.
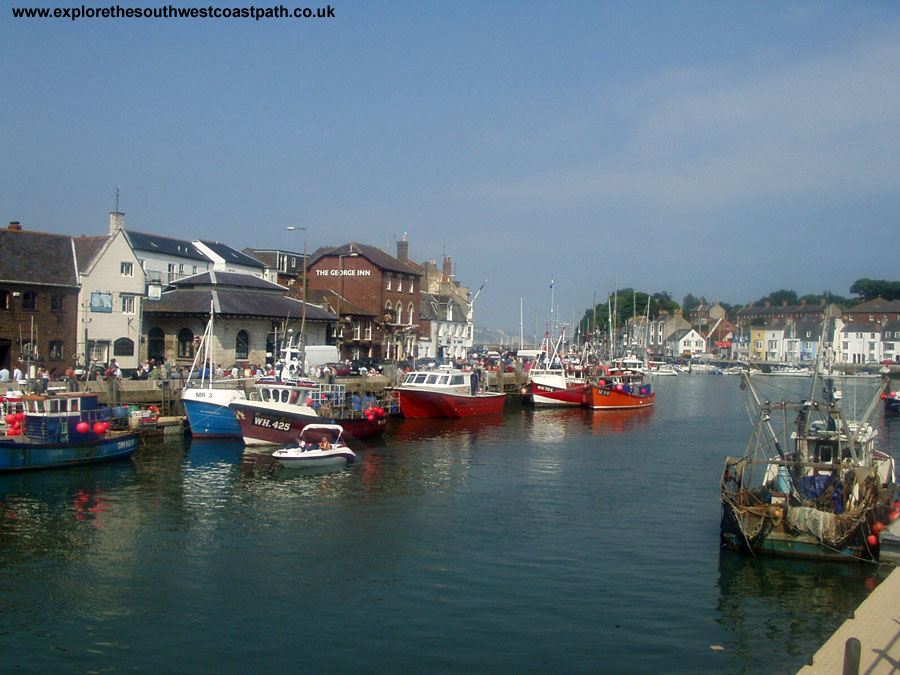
[272,448,356,468]
[0,431,139,472]
[230,401,386,446]
[584,384,654,410]
[397,388,505,418]
[528,381,585,406]
[182,389,245,438]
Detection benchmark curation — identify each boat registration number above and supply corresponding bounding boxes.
[252,415,291,432]
[595,389,610,396]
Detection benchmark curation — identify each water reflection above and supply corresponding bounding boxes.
[715,549,885,672]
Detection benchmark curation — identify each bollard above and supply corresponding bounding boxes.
[842,637,860,675]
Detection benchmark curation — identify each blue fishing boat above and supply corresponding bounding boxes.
[181,307,246,438]
[0,392,138,472]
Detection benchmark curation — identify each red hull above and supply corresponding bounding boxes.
[584,384,654,410]
[397,389,505,418]
[230,401,386,445]
[528,380,587,406]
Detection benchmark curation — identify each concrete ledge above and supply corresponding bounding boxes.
[798,567,900,674]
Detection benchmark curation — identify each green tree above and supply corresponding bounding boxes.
[850,278,900,301]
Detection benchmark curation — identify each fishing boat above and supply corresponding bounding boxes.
[272,423,356,468]
[524,330,589,406]
[0,391,138,471]
[394,366,505,418]
[884,390,900,414]
[181,307,246,438]
[229,377,388,446]
[720,372,897,562]
[583,361,654,410]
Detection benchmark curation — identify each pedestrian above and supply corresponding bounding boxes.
[0,366,9,382]
[12,365,23,384]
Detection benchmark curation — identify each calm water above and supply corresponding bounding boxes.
[2,376,898,673]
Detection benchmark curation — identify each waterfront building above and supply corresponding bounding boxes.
[882,320,900,364]
[73,213,147,371]
[0,222,80,379]
[142,271,335,371]
[841,297,900,326]
[647,310,691,360]
[304,288,378,360]
[840,323,881,364]
[306,239,423,362]
[689,300,726,328]
[736,299,840,328]
[244,247,305,287]
[670,328,707,358]
[781,320,822,363]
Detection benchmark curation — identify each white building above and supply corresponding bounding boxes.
[840,323,881,364]
[73,214,147,370]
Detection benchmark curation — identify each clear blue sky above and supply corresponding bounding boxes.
[3,1,899,334]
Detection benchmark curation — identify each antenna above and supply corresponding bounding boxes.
[115,185,120,212]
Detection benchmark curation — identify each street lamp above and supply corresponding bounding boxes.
[337,251,358,360]
[286,226,307,375]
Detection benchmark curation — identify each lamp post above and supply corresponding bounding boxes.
[286,226,307,375]
[336,251,359,360]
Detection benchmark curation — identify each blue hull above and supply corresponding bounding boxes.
[183,399,242,438]
[0,432,139,472]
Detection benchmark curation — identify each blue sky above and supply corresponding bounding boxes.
[3,1,899,335]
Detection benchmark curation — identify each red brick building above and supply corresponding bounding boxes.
[0,223,80,378]
[305,241,422,361]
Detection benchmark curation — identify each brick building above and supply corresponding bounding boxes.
[0,222,80,379]
[306,240,422,361]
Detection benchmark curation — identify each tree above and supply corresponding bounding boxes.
[850,278,900,302]
[682,293,701,312]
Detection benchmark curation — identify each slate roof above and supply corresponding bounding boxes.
[171,270,285,292]
[198,240,266,268]
[72,235,108,273]
[305,288,376,317]
[419,292,467,322]
[844,298,900,314]
[737,302,830,317]
[841,323,878,333]
[882,320,900,334]
[144,288,336,321]
[309,242,423,276]
[0,229,79,287]
[125,230,208,261]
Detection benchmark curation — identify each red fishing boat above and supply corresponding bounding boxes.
[395,367,505,418]
[228,378,389,446]
[584,364,654,410]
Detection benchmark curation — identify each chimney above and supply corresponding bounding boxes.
[442,256,452,283]
[8,221,22,231]
[109,211,125,235]
[397,232,408,263]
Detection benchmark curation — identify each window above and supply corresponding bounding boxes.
[120,262,133,276]
[167,263,176,282]
[385,273,392,291]
[22,291,37,311]
[396,304,403,324]
[408,302,415,325]
[0,290,8,309]
[364,320,372,340]
[886,343,895,352]
[397,275,403,292]
[49,340,64,360]
[385,300,392,322]
[353,321,360,340]
[178,328,195,359]
[235,330,249,360]
[114,337,134,357]
[51,294,64,312]
[121,296,135,314]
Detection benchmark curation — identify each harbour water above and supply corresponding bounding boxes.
[1,376,898,673]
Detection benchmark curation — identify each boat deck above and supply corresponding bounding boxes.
[797,566,900,674]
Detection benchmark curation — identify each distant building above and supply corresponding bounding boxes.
[841,297,900,326]
[736,299,840,328]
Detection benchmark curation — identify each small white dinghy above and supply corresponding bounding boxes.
[272,423,356,469]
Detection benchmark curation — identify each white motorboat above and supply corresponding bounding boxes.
[271,423,356,469]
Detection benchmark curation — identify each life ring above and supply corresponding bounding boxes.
[148,405,160,421]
